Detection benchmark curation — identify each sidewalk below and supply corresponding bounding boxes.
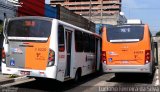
[0,72,32,87]
[0,73,15,85]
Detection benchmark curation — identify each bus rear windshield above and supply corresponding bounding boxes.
[107,26,144,43]
[7,19,51,37]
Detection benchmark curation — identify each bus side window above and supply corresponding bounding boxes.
[75,30,83,52]
[58,25,65,52]
[90,35,95,53]
[83,32,90,52]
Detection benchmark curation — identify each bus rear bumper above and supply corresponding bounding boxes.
[102,63,152,73]
[1,63,57,79]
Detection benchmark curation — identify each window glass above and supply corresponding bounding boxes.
[83,33,90,52]
[107,26,144,43]
[90,35,95,53]
[7,19,51,37]
[75,30,83,52]
[58,25,65,52]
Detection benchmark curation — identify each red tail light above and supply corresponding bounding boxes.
[2,48,6,63]
[47,49,55,67]
[145,50,150,64]
[101,51,107,63]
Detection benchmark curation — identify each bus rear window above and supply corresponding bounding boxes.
[107,26,144,43]
[7,19,51,37]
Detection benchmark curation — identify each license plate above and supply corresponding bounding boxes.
[20,71,30,75]
[122,60,128,64]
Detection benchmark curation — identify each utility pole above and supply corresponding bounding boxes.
[88,0,92,31]
[89,0,92,21]
[100,0,103,25]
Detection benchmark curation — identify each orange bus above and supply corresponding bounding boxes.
[101,24,156,76]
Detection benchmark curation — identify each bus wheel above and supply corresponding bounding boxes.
[146,73,153,78]
[74,69,81,82]
[98,62,103,74]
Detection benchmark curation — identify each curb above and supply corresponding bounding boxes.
[1,77,35,88]
[14,76,29,82]
[0,76,28,85]
[0,78,14,85]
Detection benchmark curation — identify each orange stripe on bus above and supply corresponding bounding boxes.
[25,38,50,70]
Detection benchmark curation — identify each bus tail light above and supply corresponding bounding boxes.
[47,49,55,67]
[145,50,150,64]
[2,48,6,63]
[101,51,107,63]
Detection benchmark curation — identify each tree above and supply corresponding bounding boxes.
[0,21,3,33]
[156,31,160,36]
[0,24,2,32]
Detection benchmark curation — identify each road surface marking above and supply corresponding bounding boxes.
[155,69,159,86]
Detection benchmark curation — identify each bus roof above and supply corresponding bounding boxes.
[57,19,101,38]
[8,16,53,21]
[8,16,101,38]
[105,24,146,29]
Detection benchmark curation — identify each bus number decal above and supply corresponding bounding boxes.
[120,28,130,33]
[35,48,47,52]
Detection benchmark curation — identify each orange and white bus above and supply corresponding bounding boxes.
[101,24,156,76]
[2,16,101,82]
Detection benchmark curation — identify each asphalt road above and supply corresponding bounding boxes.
[2,66,159,92]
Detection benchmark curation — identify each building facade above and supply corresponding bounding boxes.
[0,0,17,21]
[50,0,126,25]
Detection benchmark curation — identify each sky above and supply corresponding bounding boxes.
[122,0,160,35]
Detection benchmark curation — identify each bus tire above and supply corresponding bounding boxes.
[99,62,103,73]
[74,68,81,82]
[155,57,159,66]
[154,42,158,66]
[97,62,103,74]
[146,73,153,78]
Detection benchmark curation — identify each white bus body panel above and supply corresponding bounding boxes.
[2,62,57,78]
[102,62,152,73]
[50,19,65,81]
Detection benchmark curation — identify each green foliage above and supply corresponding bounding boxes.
[0,22,2,33]
[156,31,160,36]
[9,74,19,78]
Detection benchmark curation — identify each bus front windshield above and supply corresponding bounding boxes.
[7,19,52,37]
[107,26,144,43]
